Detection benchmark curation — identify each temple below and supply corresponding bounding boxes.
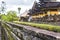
[20,10,29,21]
[20,0,60,22]
[27,0,60,22]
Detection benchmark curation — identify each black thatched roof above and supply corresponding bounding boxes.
[42,2,60,8]
[39,0,56,2]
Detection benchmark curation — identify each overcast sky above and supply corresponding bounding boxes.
[0,0,60,15]
[0,0,36,14]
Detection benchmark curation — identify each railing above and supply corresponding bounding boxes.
[6,22,60,40]
[1,26,8,40]
[3,22,22,40]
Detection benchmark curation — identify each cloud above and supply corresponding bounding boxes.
[0,0,35,5]
[24,0,27,2]
[4,0,35,13]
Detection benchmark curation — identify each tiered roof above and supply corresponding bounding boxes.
[28,0,60,15]
[42,2,60,8]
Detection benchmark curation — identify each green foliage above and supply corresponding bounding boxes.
[1,11,19,22]
[1,14,8,21]
[14,21,60,32]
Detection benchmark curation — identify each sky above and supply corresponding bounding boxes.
[0,0,60,15]
[0,0,36,15]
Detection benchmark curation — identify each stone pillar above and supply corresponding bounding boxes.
[47,11,50,16]
[58,9,60,15]
[47,11,51,21]
[28,16,32,22]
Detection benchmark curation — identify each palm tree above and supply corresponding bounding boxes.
[18,7,21,14]
[18,7,21,21]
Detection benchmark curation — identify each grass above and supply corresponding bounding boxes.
[14,21,60,32]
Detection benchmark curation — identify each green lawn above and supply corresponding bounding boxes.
[14,21,60,32]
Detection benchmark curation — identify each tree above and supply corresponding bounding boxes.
[7,11,19,21]
[1,11,19,22]
[1,14,8,21]
[18,7,21,14]
[18,7,21,21]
